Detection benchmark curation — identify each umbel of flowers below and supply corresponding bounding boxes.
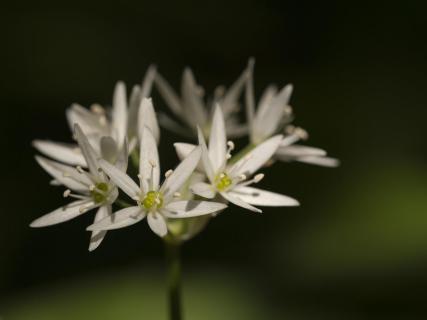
[30,59,338,320]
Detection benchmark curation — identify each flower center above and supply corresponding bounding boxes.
[215,173,232,191]
[90,182,109,204]
[142,191,164,210]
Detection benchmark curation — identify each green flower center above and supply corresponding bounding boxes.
[142,191,164,210]
[90,182,109,204]
[215,173,232,191]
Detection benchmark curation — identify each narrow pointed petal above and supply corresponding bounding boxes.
[208,104,227,173]
[100,136,119,164]
[161,146,201,199]
[30,200,95,227]
[32,140,86,167]
[174,143,197,161]
[230,134,283,176]
[35,156,90,191]
[182,68,207,128]
[66,103,105,134]
[140,65,157,98]
[221,63,250,114]
[154,73,183,117]
[158,112,193,138]
[276,145,327,158]
[220,191,262,213]
[140,127,160,189]
[147,213,168,237]
[88,205,111,251]
[197,127,215,181]
[87,206,145,231]
[99,159,140,199]
[190,182,216,199]
[296,156,340,167]
[138,98,160,143]
[164,200,227,218]
[112,81,128,148]
[115,139,129,172]
[231,186,299,207]
[74,124,101,179]
[245,58,256,131]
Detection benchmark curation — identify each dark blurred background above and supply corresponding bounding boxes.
[1,1,427,319]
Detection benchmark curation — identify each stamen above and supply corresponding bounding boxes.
[173,192,181,198]
[89,184,96,191]
[63,189,71,197]
[254,173,264,183]
[90,104,105,114]
[283,105,293,115]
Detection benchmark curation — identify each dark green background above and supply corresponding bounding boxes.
[1,1,427,319]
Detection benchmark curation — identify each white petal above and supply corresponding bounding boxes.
[154,73,183,117]
[220,191,262,213]
[174,143,197,161]
[32,140,86,167]
[147,212,168,237]
[74,124,101,179]
[30,200,95,227]
[197,127,215,181]
[35,156,90,191]
[158,112,193,138]
[208,104,227,173]
[221,63,250,114]
[87,206,145,231]
[229,134,283,176]
[181,68,207,128]
[296,156,340,167]
[66,103,105,135]
[164,200,227,218]
[140,64,157,98]
[139,127,160,189]
[245,58,255,131]
[138,98,160,144]
[115,139,129,172]
[88,205,111,251]
[99,159,140,199]
[161,146,201,199]
[100,136,119,163]
[190,182,216,199]
[253,84,293,141]
[231,186,299,207]
[276,145,327,158]
[112,81,128,148]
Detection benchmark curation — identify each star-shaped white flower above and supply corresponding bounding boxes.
[154,64,249,139]
[87,127,227,237]
[175,105,299,213]
[33,66,158,166]
[245,60,339,167]
[30,124,127,251]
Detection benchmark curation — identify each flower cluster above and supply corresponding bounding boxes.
[31,60,338,251]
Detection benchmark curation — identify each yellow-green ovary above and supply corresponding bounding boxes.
[91,182,109,204]
[215,173,232,191]
[142,191,164,209]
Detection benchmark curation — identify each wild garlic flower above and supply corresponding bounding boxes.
[30,124,127,251]
[153,65,249,139]
[33,66,158,167]
[175,105,299,213]
[87,127,227,237]
[245,60,339,167]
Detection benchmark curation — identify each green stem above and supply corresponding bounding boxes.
[165,240,183,320]
[115,199,133,208]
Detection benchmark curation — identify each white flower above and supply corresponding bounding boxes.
[33,66,158,166]
[87,127,227,237]
[30,124,127,251]
[245,60,339,167]
[154,65,249,139]
[175,105,299,213]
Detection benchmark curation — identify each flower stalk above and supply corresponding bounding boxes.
[165,239,183,320]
